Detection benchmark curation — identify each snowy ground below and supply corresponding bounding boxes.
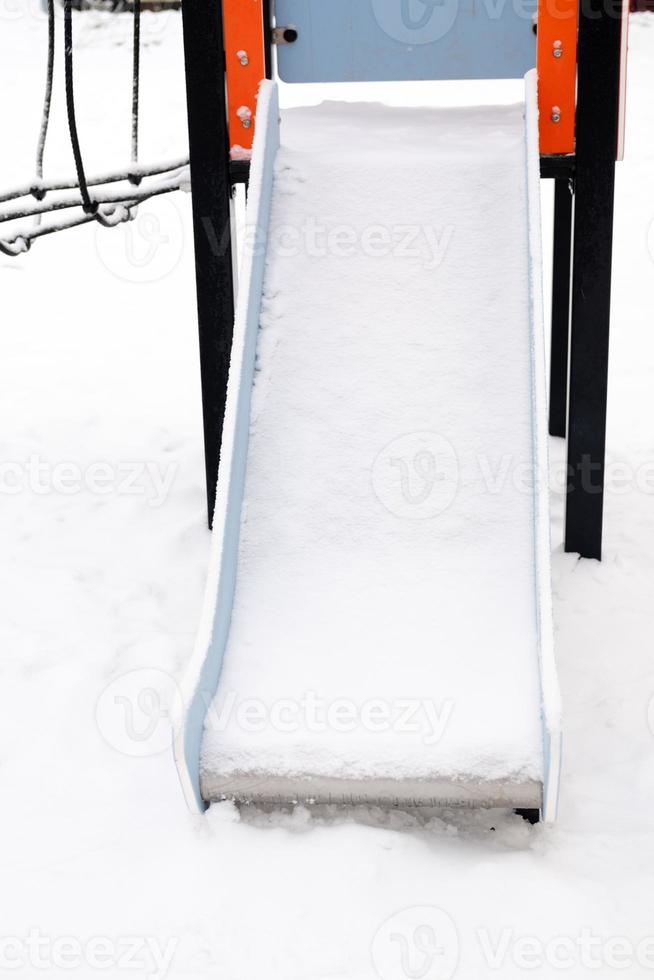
[1,5,654,979]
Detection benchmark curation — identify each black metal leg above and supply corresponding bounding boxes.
[564,0,622,560]
[514,808,540,825]
[262,0,273,78]
[549,178,573,439]
[181,0,235,528]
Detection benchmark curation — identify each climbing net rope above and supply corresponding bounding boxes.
[0,0,188,257]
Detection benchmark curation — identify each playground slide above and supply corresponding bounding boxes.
[174,75,561,821]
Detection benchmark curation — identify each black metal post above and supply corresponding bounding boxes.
[262,0,273,78]
[564,0,623,560]
[549,178,573,438]
[181,0,235,527]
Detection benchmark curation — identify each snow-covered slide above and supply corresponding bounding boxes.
[174,75,561,821]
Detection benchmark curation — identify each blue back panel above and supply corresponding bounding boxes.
[276,0,536,83]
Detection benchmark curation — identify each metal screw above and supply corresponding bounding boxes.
[237,50,249,66]
[551,106,561,123]
[242,118,252,129]
[553,40,563,58]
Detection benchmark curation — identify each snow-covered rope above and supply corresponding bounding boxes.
[0,171,187,255]
[64,0,97,214]
[1,204,131,257]
[0,0,188,257]
[24,0,56,252]
[35,0,55,198]
[0,159,189,206]
[0,169,187,224]
[129,0,141,183]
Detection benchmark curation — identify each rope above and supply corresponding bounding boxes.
[14,0,57,256]
[0,2,187,259]
[129,0,141,184]
[0,203,133,257]
[0,175,186,225]
[0,159,189,206]
[35,0,55,195]
[63,0,96,214]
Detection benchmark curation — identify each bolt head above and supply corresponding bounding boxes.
[553,47,562,57]
[239,55,249,65]
[242,118,252,129]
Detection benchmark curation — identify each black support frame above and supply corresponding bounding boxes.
[181,0,235,527]
[182,0,272,527]
[563,0,623,560]
[183,0,624,558]
[548,178,573,439]
[544,0,624,559]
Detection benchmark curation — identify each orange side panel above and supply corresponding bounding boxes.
[537,0,578,155]
[223,0,266,158]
